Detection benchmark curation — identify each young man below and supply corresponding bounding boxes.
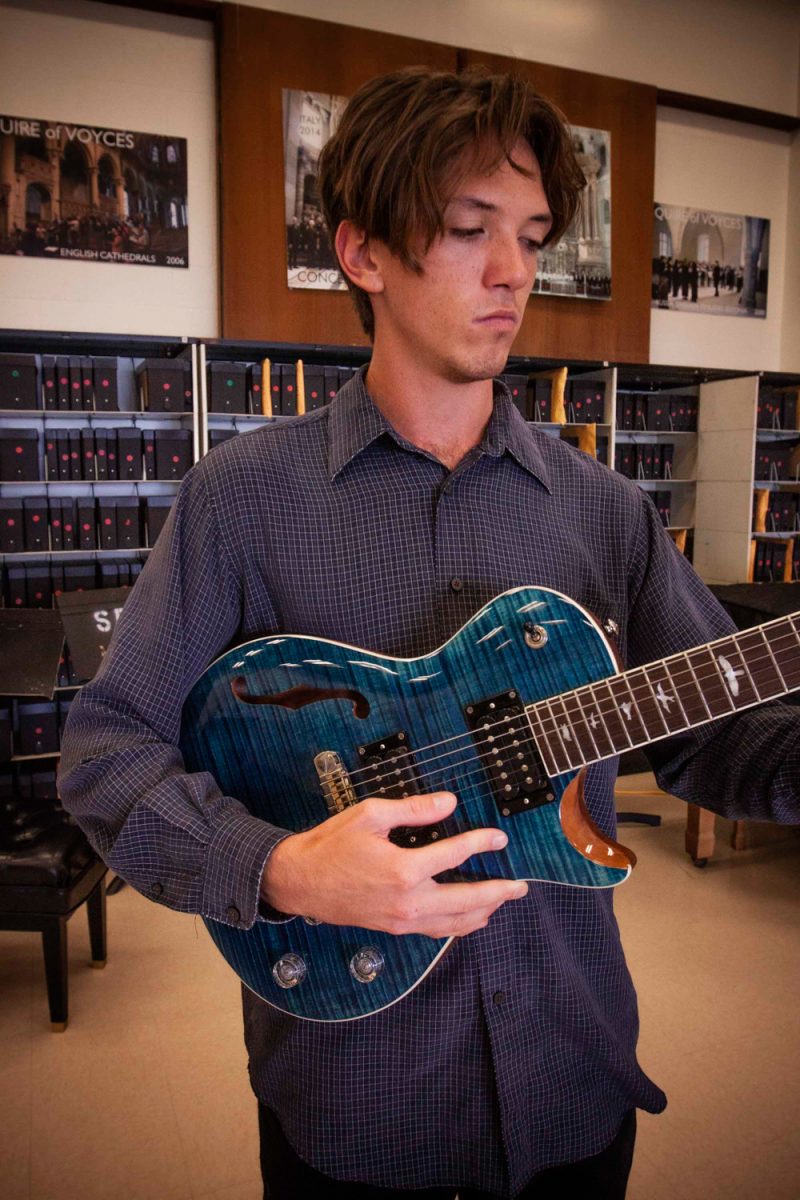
[58,68,800,1199]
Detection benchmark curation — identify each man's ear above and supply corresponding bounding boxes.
[335,221,385,295]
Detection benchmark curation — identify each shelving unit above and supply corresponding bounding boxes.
[692,372,800,584]
[0,330,201,612]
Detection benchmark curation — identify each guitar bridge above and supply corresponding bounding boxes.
[464,691,554,817]
[357,732,446,848]
[314,751,357,815]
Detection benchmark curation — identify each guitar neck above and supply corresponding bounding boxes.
[525,611,800,778]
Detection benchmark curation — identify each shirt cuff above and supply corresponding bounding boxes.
[200,804,294,930]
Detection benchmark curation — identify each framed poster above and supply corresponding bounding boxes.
[532,126,612,301]
[282,89,348,291]
[0,114,189,268]
[652,203,769,318]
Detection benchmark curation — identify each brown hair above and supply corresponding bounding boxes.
[317,66,586,338]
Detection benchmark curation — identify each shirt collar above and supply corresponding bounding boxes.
[326,366,552,493]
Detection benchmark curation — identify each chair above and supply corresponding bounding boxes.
[0,792,107,1030]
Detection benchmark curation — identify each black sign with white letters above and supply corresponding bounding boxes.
[56,586,131,683]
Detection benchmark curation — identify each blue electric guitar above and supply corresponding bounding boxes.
[179,585,800,1022]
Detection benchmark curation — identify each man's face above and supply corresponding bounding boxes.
[371,140,552,384]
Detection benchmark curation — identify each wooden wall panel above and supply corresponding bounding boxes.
[458,49,657,363]
[219,8,657,361]
[219,6,455,344]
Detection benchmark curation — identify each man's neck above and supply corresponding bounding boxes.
[365,350,495,472]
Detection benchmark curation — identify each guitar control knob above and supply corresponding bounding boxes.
[272,953,307,989]
[349,946,385,984]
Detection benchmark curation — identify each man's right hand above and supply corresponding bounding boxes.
[260,791,528,939]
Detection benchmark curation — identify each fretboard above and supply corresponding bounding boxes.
[524,611,800,777]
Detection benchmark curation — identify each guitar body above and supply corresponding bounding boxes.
[179,585,631,1021]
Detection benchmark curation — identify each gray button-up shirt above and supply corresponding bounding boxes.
[58,371,800,1194]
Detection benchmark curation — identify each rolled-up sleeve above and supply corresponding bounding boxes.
[57,464,291,928]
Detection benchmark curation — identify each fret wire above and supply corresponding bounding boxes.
[584,680,619,753]
[548,694,587,769]
[635,667,673,736]
[682,652,715,719]
[525,705,560,778]
[571,687,608,758]
[597,678,636,751]
[758,627,787,690]
[622,672,652,735]
[788,615,800,650]
[537,697,575,774]
[729,630,761,699]
[563,689,602,760]
[649,660,691,727]
[702,646,736,712]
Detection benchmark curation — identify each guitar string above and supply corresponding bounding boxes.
[338,619,800,777]
[332,628,800,788]
[351,637,800,802]
[335,621,800,781]
[332,643,800,793]
[318,660,799,806]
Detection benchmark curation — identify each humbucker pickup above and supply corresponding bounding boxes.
[356,732,448,848]
[464,691,554,817]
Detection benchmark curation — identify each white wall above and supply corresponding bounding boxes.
[243,0,800,117]
[651,107,792,372]
[0,0,218,337]
[0,0,797,369]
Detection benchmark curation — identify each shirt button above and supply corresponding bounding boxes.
[151,882,163,898]
[226,904,241,924]
[493,991,506,1006]
[449,577,464,592]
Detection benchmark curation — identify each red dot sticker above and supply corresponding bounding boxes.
[104,518,112,526]
[35,726,43,735]
[82,523,90,531]
[172,455,179,463]
[46,380,54,388]
[15,446,22,454]
[163,382,171,390]
[102,378,109,387]
[6,518,15,527]
[32,514,40,523]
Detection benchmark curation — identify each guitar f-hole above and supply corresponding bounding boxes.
[230,678,371,719]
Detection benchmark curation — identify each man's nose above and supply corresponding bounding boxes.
[485,234,532,292]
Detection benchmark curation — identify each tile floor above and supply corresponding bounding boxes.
[1,776,798,1200]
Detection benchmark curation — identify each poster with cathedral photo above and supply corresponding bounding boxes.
[652,203,769,317]
[0,113,188,268]
[283,89,349,291]
[532,125,611,301]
